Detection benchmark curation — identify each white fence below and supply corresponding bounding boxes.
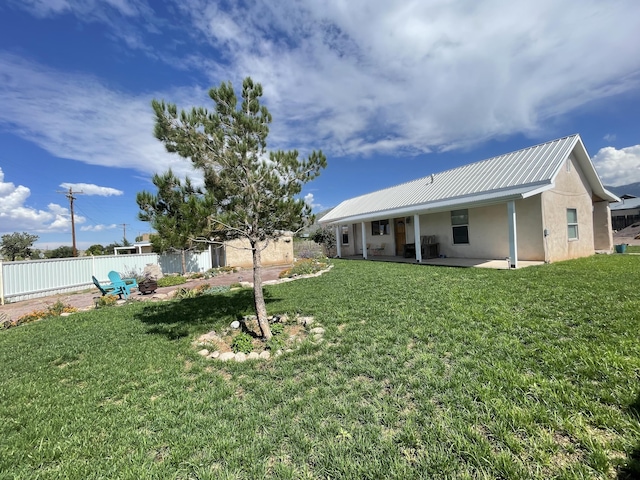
[0,250,214,303]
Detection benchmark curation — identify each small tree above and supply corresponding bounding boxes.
[104,242,122,255]
[46,246,74,258]
[0,232,39,261]
[86,244,105,256]
[152,77,326,339]
[137,169,214,274]
[311,226,336,257]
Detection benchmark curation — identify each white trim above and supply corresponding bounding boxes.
[413,214,422,263]
[361,222,367,259]
[335,226,342,257]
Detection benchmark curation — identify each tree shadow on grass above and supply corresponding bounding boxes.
[134,290,279,341]
[618,391,640,479]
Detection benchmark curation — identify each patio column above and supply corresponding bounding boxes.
[335,226,342,258]
[361,222,367,259]
[507,201,518,269]
[413,214,422,262]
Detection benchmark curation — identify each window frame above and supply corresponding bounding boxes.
[451,209,469,245]
[567,208,579,240]
[371,219,390,236]
[341,225,350,245]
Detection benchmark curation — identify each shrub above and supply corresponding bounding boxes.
[231,332,254,354]
[95,295,117,308]
[279,258,329,278]
[205,285,231,295]
[270,322,285,336]
[157,275,187,287]
[174,284,211,299]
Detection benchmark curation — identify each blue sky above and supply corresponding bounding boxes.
[1,0,639,251]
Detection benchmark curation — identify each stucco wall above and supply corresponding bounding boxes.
[412,197,544,261]
[224,236,293,268]
[593,202,613,251]
[541,155,595,262]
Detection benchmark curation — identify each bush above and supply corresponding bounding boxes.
[231,332,254,354]
[279,258,329,278]
[270,322,285,336]
[95,295,117,309]
[157,275,187,287]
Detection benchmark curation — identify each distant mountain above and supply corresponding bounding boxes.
[604,182,640,199]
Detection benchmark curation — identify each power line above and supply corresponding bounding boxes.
[56,187,84,257]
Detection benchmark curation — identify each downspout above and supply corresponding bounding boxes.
[540,193,550,263]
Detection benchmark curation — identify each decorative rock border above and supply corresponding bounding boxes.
[195,315,325,362]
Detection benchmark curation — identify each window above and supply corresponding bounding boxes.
[371,219,390,236]
[341,226,349,245]
[451,209,469,244]
[567,208,578,240]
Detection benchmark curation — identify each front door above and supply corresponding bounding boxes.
[394,218,406,256]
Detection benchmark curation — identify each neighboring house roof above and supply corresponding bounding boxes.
[320,134,619,225]
[611,197,640,211]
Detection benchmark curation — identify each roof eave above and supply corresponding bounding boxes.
[320,184,551,225]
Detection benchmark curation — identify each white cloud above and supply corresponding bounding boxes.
[0,53,202,181]
[80,224,118,232]
[0,168,85,233]
[592,145,640,186]
[603,134,617,142]
[304,192,323,211]
[12,0,152,21]
[59,183,124,197]
[3,0,640,168]
[176,0,640,156]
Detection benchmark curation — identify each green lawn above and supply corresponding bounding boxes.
[1,256,639,479]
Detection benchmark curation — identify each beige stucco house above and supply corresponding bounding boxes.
[319,135,619,268]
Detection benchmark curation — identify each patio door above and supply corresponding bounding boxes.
[394,218,406,256]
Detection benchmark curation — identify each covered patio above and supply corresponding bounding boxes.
[341,254,544,270]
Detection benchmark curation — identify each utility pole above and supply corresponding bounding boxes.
[57,187,84,257]
[120,223,130,244]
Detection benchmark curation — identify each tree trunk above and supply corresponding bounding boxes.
[251,239,272,340]
[181,250,187,275]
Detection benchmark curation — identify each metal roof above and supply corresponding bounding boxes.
[320,134,618,225]
[611,197,640,211]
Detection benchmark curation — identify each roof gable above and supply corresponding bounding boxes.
[321,134,617,224]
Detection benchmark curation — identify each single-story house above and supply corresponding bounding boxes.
[114,241,154,255]
[610,196,640,231]
[319,134,619,268]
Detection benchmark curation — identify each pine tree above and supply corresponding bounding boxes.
[152,78,326,339]
[137,170,214,275]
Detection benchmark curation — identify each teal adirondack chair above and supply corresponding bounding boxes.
[92,276,127,298]
[108,271,138,298]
